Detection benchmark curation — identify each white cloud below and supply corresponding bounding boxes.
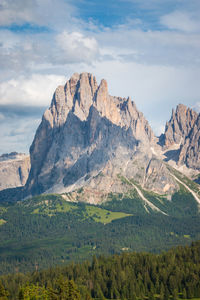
[95,26,200,67]
[161,11,200,33]
[0,0,35,26]
[0,113,5,121]
[0,74,65,106]
[0,0,76,29]
[0,29,100,78]
[0,116,41,154]
[56,31,99,64]
[193,102,200,113]
[0,30,49,77]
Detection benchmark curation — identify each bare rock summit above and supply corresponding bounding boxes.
[161,104,200,171]
[25,72,178,201]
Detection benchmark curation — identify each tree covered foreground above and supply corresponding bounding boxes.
[1,240,200,299]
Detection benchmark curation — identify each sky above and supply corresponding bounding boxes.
[0,0,200,154]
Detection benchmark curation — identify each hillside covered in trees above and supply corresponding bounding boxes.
[1,193,200,275]
[1,240,200,299]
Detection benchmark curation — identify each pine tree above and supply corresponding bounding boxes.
[148,290,155,300]
[182,288,187,299]
[172,288,178,300]
[68,280,81,300]
[159,282,165,300]
[18,283,49,299]
[84,293,92,300]
[0,282,8,300]
[163,287,170,300]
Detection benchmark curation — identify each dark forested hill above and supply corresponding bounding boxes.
[1,240,200,299]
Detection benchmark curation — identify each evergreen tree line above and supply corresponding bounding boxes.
[1,241,200,299]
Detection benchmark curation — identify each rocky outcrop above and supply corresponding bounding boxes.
[160,104,198,148]
[161,104,200,171]
[25,72,178,200]
[178,114,200,169]
[0,153,30,191]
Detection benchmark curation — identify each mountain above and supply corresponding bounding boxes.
[1,73,200,274]
[1,72,200,214]
[160,104,200,173]
[25,72,180,204]
[0,152,30,191]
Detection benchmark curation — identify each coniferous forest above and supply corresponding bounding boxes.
[1,193,200,275]
[0,240,200,299]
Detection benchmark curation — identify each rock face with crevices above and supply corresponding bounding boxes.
[178,114,200,169]
[0,152,30,191]
[161,104,200,170]
[160,104,198,148]
[25,72,178,201]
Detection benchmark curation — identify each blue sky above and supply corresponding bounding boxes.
[75,0,175,29]
[0,0,200,154]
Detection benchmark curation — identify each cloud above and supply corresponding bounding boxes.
[0,112,5,121]
[193,102,200,113]
[94,26,200,69]
[161,11,200,33]
[0,29,100,77]
[0,105,46,118]
[0,1,199,79]
[0,116,41,154]
[0,0,36,26]
[0,103,45,155]
[0,74,65,106]
[0,0,76,30]
[0,30,49,76]
[55,31,100,64]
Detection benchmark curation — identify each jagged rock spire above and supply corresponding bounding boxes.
[26,73,171,198]
[161,103,200,170]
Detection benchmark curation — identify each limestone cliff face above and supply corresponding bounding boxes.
[178,114,200,169]
[161,104,200,170]
[26,73,178,199]
[161,104,198,148]
[0,153,30,191]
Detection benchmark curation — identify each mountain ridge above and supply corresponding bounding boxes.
[25,72,182,202]
[0,72,200,209]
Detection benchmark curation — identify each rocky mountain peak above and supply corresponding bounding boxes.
[161,103,198,148]
[161,103,200,171]
[46,72,98,126]
[43,72,154,142]
[26,72,159,197]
